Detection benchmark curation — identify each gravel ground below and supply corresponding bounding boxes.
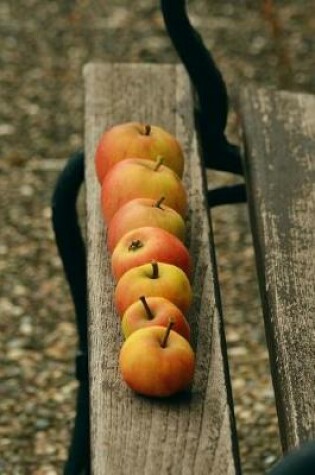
[1,1,314,474]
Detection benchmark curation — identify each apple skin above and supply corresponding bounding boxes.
[101,158,188,223]
[107,198,186,254]
[121,296,191,341]
[95,122,184,183]
[111,226,192,281]
[119,326,195,397]
[114,261,193,316]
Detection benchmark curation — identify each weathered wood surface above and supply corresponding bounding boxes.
[84,63,240,475]
[240,87,315,453]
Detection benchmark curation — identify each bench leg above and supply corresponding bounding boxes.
[268,441,315,475]
[63,381,90,475]
[51,151,90,474]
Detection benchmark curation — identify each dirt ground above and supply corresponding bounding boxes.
[0,1,314,474]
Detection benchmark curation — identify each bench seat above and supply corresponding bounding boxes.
[84,63,240,475]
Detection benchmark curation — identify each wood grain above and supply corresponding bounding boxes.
[84,63,240,475]
[240,87,315,453]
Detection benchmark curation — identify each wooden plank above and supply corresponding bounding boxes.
[239,87,315,452]
[84,63,240,475]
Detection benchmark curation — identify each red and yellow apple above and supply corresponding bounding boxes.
[114,261,192,316]
[121,296,191,341]
[101,157,188,223]
[95,122,184,183]
[107,197,186,253]
[111,226,192,281]
[119,321,195,397]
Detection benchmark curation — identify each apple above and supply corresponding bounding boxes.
[95,121,184,183]
[114,261,192,316]
[119,320,195,397]
[101,157,188,223]
[121,296,191,341]
[107,197,186,253]
[111,226,192,281]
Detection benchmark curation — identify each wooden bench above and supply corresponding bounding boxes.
[83,63,315,473]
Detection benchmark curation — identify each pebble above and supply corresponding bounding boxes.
[228,346,249,356]
[0,123,15,136]
[19,184,34,197]
[19,316,33,335]
[34,432,57,456]
[35,418,50,430]
[264,454,278,466]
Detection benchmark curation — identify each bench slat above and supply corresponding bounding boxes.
[84,63,239,474]
[240,87,315,452]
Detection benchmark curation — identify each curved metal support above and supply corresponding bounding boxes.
[51,151,90,475]
[161,0,243,176]
[207,184,247,208]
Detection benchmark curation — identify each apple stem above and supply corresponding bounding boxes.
[154,196,165,209]
[154,156,164,171]
[161,319,175,348]
[151,260,159,279]
[139,296,154,320]
[128,239,143,251]
[144,124,151,136]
